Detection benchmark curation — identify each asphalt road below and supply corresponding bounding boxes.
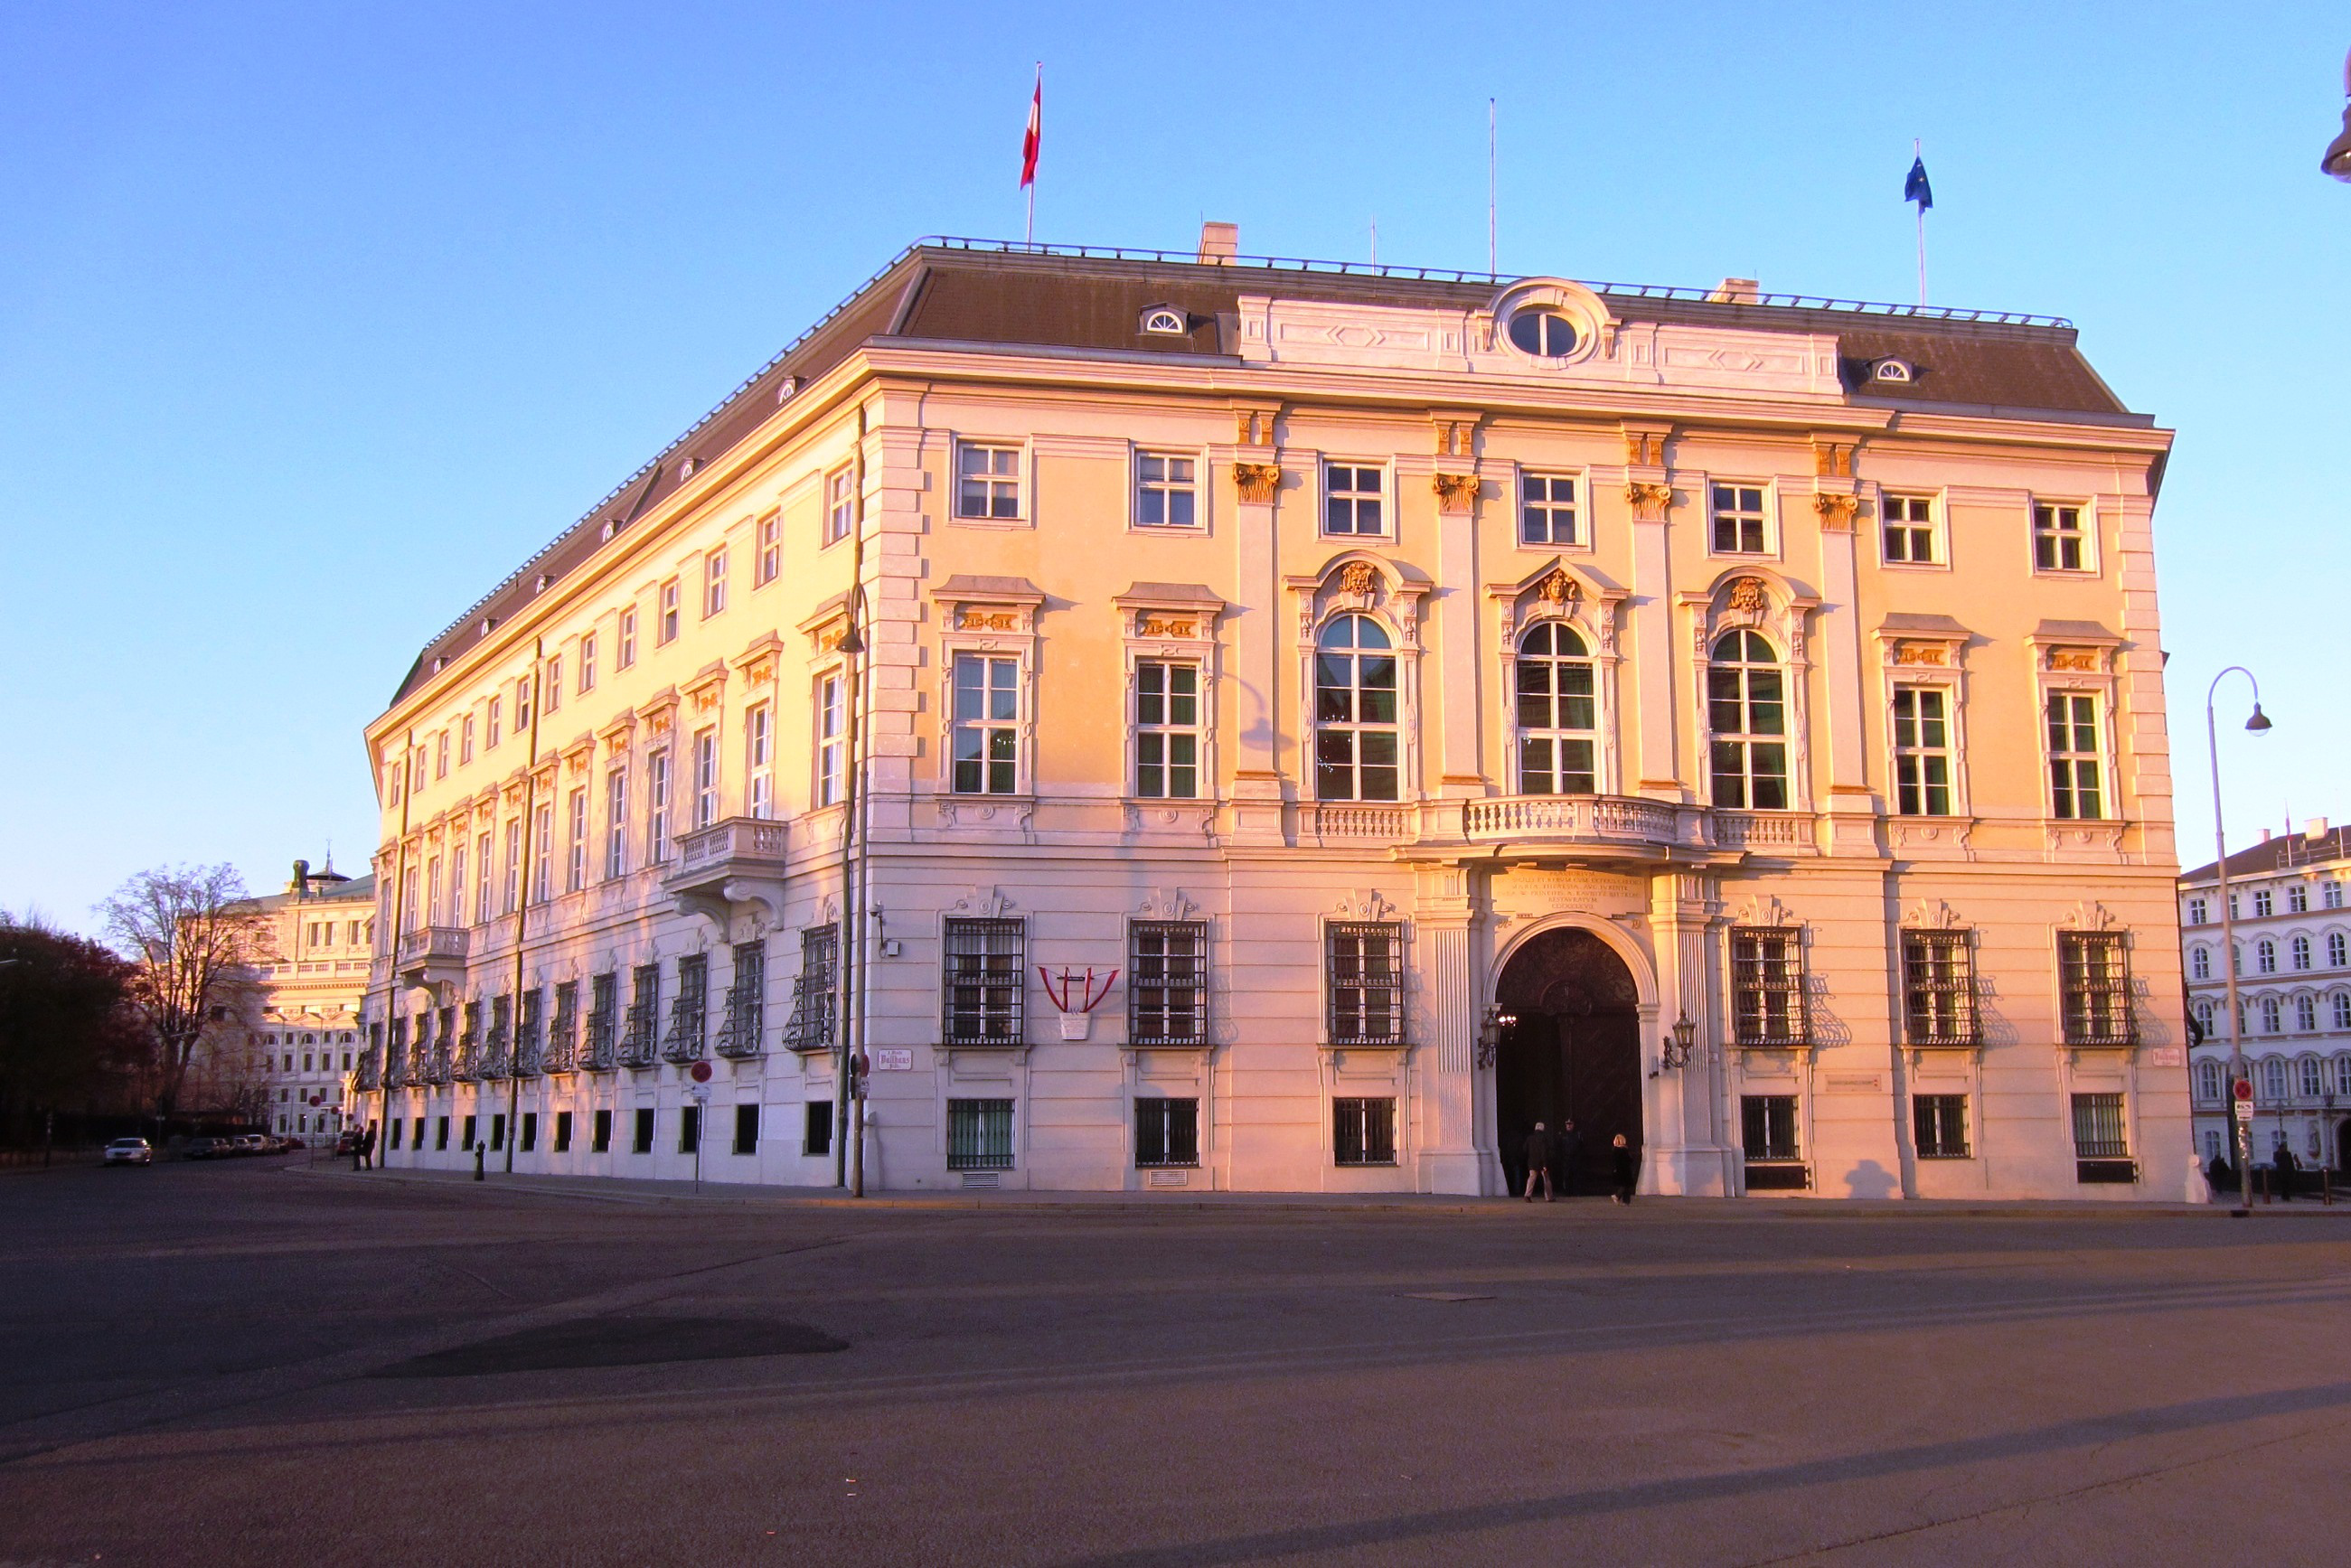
[3,1159,2347,1567]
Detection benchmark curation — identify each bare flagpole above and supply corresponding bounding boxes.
[1488,99,1499,275]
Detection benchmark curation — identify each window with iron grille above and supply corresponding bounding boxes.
[1332,1097,1397,1166]
[786,925,839,1053]
[514,988,543,1075]
[621,964,661,1067]
[944,919,1025,1047]
[1913,1094,1970,1158]
[547,981,577,1072]
[1326,923,1404,1046]
[664,955,709,1063]
[2058,932,2132,1046]
[1136,1097,1199,1168]
[2070,1092,2129,1159]
[1900,929,1977,1047]
[719,941,766,1058]
[1741,1094,1801,1161]
[585,973,616,1070]
[1730,927,1806,1046]
[947,1098,1015,1169]
[484,994,512,1077]
[1130,922,1207,1047]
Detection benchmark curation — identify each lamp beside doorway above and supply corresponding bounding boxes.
[1475,1004,1516,1068]
[1656,1010,1699,1074]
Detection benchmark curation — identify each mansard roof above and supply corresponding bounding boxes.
[392,236,2147,707]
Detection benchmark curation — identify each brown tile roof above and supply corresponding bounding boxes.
[392,238,2149,707]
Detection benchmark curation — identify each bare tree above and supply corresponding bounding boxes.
[99,865,277,1119]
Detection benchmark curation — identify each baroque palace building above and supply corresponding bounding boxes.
[2179,820,2351,1177]
[355,228,2196,1199]
[222,859,375,1141]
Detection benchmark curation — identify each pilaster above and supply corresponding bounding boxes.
[1227,408,1286,845]
[1414,860,1485,1195]
[1624,434,1680,799]
[1811,437,1877,856]
[1647,868,1735,1196]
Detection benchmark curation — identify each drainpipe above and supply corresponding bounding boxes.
[837,404,871,1194]
[381,729,416,1152]
[509,634,545,1173]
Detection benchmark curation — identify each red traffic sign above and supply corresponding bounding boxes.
[2232,1077,2254,1102]
[689,1060,713,1084]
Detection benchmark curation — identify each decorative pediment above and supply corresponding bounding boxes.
[1902,898,1964,931]
[1873,614,1970,671]
[1333,888,1397,921]
[1485,559,1628,647]
[1679,568,1819,658]
[1286,553,1434,646]
[682,662,728,714]
[2027,619,2123,677]
[929,575,1045,637]
[1137,887,1199,921]
[1734,894,1801,929]
[1112,583,1227,643]
[2057,900,2123,932]
[637,687,679,737]
[951,885,1018,919]
[598,713,637,755]
[798,592,852,655]
[731,633,785,688]
[562,736,596,776]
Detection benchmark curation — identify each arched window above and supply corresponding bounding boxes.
[2299,996,2318,1031]
[2262,1057,2288,1099]
[1314,615,1398,802]
[2262,997,2281,1033]
[2300,1056,2324,1096]
[2189,946,2210,981]
[1514,624,1595,794]
[2292,936,2312,971]
[2331,933,2348,967]
[2196,1058,2222,1100]
[2257,939,2277,974]
[2336,993,2351,1030]
[1707,630,1787,809]
[2232,942,2243,975]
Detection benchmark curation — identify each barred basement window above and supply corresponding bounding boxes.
[2071,1092,2134,1183]
[1730,926,1806,1046]
[1332,1097,1396,1166]
[1130,922,1207,1047]
[944,918,1025,1047]
[1900,929,1977,1047]
[1913,1094,1970,1158]
[2058,932,2133,1046]
[786,925,838,1053]
[1326,923,1404,1046]
[947,1098,1015,1169]
[1135,1097,1199,1168]
[1741,1094,1808,1188]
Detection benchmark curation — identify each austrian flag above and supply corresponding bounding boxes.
[1020,68,1040,188]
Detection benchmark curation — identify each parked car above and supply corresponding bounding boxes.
[334,1130,361,1155]
[183,1136,226,1160]
[102,1137,153,1167]
[232,1134,266,1156]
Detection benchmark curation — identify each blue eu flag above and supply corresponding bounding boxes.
[1904,156,1933,211]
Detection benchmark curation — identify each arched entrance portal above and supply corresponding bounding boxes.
[1494,928,1642,1197]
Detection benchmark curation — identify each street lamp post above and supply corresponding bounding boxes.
[2206,667,2271,1216]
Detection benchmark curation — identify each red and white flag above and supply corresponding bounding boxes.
[1020,66,1041,188]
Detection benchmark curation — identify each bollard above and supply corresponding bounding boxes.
[474,1144,485,1182]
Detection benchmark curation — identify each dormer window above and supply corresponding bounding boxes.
[1507,308,1578,358]
[1871,357,1914,384]
[1141,306,1188,336]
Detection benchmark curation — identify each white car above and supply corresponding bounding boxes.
[102,1138,153,1167]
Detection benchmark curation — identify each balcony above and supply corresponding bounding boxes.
[453,1036,482,1082]
[425,1044,454,1085]
[512,1020,542,1078]
[784,974,836,1056]
[542,1017,576,1075]
[662,999,708,1065]
[582,1014,617,1073]
[618,1005,659,1069]
[716,989,765,1060]
[480,1027,512,1080]
[354,1047,381,1093]
[665,817,790,925]
[396,925,470,989]
[1461,794,1682,855]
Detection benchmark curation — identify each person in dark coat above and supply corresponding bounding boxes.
[361,1122,378,1171]
[1522,1122,1554,1201]
[1610,1133,1637,1205]
[2273,1141,2297,1200]
[1555,1120,1584,1197]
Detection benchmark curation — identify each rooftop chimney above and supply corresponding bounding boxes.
[1197,221,1238,265]
[2260,828,2272,842]
[1707,277,1761,305]
[2309,817,2331,840]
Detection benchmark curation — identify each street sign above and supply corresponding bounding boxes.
[2233,1099,2254,1122]
[689,1060,713,1084]
[2232,1078,2254,1102]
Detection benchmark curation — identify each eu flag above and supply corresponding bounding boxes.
[1904,155,1933,211]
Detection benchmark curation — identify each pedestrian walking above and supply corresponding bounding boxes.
[361,1122,378,1172]
[1556,1120,1583,1197]
[1610,1132,1636,1205]
[1522,1122,1554,1202]
[350,1126,364,1172]
[2274,1142,2297,1201]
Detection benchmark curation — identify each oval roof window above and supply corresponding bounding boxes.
[1508,308,1578,358]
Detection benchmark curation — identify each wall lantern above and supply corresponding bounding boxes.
[1658,1010,1699,1073]
[1475,1005,1517,1068]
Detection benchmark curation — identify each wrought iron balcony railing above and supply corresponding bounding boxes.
[480,1027,512,1080]
[512,1020,542,1078]
[354,1047,382,1092]
[454,1035,483,1082]
[543,1018,576,1074]
[582,1013,617,1073]
[784,973,836,1055]
[662,998,708,1065]
[426,1043,454,1085]
[381,1046,408,1090]
[716,988,765,1059]
[618,1004,659,1068]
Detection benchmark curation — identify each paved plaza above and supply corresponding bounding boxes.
[3,1160,2348,1566]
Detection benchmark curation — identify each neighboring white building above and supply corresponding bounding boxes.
[2179,820,2351,1176]
[233,859,375,1141]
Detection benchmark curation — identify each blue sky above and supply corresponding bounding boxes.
[2,1,2345,925]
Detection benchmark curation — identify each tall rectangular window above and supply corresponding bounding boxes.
[1730,926,1806,1046]
[554,1110,574,1153]
[2034,502,2089,571]
[436,728,449,778]
[487,697,502,749]
[474,831,492,923]
[544,657,561,714]
[515,675,534,731]
[448,841,466,927]
[665,954,708,1064]
[1134,661,1199,799]
[1519,474,1579,546]
[703,549,728,617]
[1322,463,1385,536]
[756,510,781,584]
[1136,1097,1199,1167]
[2046,692,2103,821]
[1135,454,1198,527]
[1883,495,1938,563]
[646,748,672,863]
[2070,1093,2129,1158]
[943,918,1024,1047]
[693,728,719,828]
[618,607,638,669]
[826,465,858,543]
[604,766,628,878]
[1130,922,1207,1047]
[786,924,838,1053]
[946,1098,1015,1169]
[951,654,1020,794]
[425,856,443,925]
[578,634,596,692]
[1710,484,1767,554]
[658,579,680,643]
[1891,686,1953,816]
[1900,930,1977,1047]
[720,939,764,1058]
[816,674,845,807]
[531,802,553,904]
[2059,932,2132,1046]
[632,1107,654,1154]
[746,706,773,820]
[565,787,588,892]
[592,1108,611,1153]
[678,1104,701,1154]
[503,820,522,914]
[955,444,1021,520]
[803,1100,832,1157]
[1326,923,1403,1046]
[460,714,475,764]
[1332,1097,1396,1166]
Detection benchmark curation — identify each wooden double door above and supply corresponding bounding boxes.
[1493,928,1642,1197]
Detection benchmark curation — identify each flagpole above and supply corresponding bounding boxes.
[1914,138,1926,305]
[1026,62,1039,244]
[1487,99,1498,276]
